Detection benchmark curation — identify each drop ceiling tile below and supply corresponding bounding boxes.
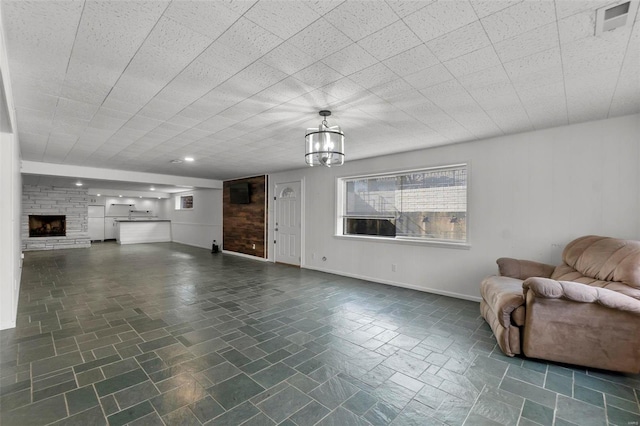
[404,1,478,42]
[555,0,611,19]
[161,1,240,40]
[232,61,289,93]
[403,64,454,90]
[504,47,562,80]
[254,77,313,105]
[244,1,320,39]
[369,78,416,100]
[170,60,233,95]
[12,90,58,112]
[215,17,283,61]
[322,44,379,76]
[444,46,501,78]
[561,31,631,78]
[426,21,491,62]
[349,63,398,89]
[122,43,191,86]
[382,44,439,77]
[72,1,169,67]
[320,78,369,101]
[385,0,434,18]
[470,0,523,18]
[484,105,533,133]
[291,62,344,90]
[481,1,556,43]
[458,65,511,91]
[495,22,559,63]
[324,1,399,41]
[558,9,596,45]
[357,20,423,61]
[288,18,353,59]
[261,42,319,75]
[145,16,213,61]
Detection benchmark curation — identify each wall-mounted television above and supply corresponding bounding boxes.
[230,183,250,204]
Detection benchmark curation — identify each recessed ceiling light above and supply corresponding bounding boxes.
[184,157,194,162]
[139,196,142,198]
[170,159,183,164]
[150,187,155,191]
[97,194,101,197]
[157,197,161,199]
[75,182,83,186]
[119,195,122,198]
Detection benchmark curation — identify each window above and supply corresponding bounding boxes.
[338,164,468,243]
[175,194,193,210]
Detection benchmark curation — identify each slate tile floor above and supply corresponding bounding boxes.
[1,242,639,426]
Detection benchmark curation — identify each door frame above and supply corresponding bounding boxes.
[271,178,304,267]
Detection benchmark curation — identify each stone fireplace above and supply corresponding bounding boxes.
[22,185,91,250]
[28,215,66,237]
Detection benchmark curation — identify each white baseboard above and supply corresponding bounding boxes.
[222,250,269,262]
[303,265,482,303]
[0,320,16,330]
[171,239,210,250]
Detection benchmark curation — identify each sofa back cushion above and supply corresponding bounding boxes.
[558,235,640,289]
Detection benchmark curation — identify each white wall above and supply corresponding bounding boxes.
[158,189,223,250]
[0,15,22,329]
[269,114,640,301]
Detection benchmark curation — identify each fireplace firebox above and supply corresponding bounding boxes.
[29,215,66,237]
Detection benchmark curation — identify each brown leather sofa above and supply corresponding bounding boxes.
[480,235,640,373]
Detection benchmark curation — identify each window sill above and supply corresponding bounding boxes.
[334,234,471,250]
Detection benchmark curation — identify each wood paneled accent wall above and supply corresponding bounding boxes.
[223,175,267,258]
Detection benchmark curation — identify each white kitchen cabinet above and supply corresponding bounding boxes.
[104,217,118,240]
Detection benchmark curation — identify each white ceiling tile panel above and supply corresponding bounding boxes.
[320,78,369,101]
[357,20,422,61]
[444,46,501,78]
[555,0,612,19]
[293,62,345,89]
[368,78,416,100]
[244,1,320,39]
[404,1,478,42]
[158,1,240,40]
[324,1,399,41]
[72,1,168,67]
[197,43,256,75]
[481,1,556,43]
[458,65,511,91]
[470,0,523,19]
[382,44,439,77]
[495,22,559,63]
[214,17,283,60]
[347,63,398,90]
[558,9,597,45]
[385,0,433,18]
[260,42,319,75]
[426,21,491,63]
[403,64,454,90]
[504,47,562,80]
[288,18,352,59]
[322,44,379,76]
[4,0,639,180]
[484,106,534,133]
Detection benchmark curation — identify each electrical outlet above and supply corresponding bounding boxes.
[391,264,396,272]
[252,244,256,250]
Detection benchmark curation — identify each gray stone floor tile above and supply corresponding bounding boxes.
[257,385,311,423]
[3,243,639,426]
[556,395,607,426]
[521,399,554,426]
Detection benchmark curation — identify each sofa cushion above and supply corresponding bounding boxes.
[552,264,640,300]
[561,235,640,288]
[480,276,524,328]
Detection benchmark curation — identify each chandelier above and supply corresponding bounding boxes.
[305,110,344,167]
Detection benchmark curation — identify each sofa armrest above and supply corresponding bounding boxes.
[497,258,555,280]
[523,277,640,314]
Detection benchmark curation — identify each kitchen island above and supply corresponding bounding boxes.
[115,220,171,245]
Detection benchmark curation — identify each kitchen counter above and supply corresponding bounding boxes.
[115,220,171,244]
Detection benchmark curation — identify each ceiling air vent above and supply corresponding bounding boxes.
[595,1,638,35]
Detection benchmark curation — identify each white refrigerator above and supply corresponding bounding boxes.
[88,205,105,241]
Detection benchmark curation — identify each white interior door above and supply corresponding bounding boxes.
[88,205,105,241]
[274,181,301,266]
